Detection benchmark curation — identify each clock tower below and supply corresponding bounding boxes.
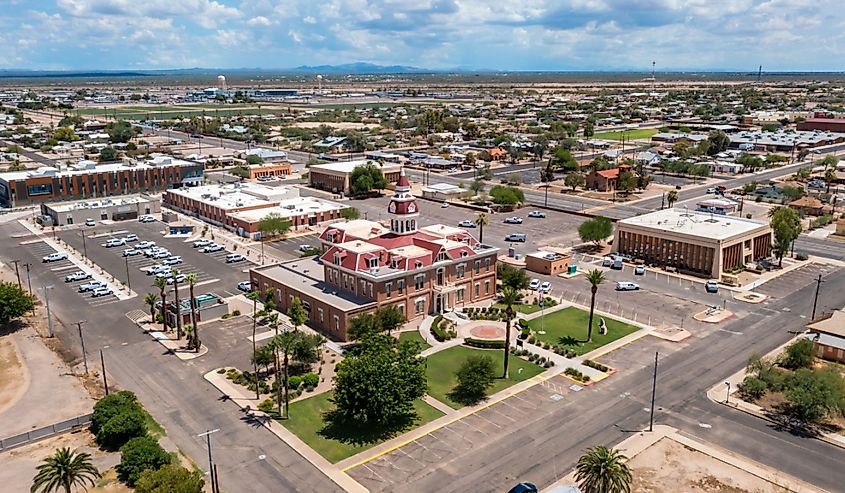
[387,169,419,235]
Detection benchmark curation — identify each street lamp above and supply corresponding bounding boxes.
[40,285,54,337]
[724,381,731,404]
[198,429,221,493]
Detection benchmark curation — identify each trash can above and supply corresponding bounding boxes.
[568,264,577,275]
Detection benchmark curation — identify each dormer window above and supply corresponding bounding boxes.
[391,258,400,269]
[333,254,342,265]
[327,233,335,243]
[437,251,448,262]
[460,251,469,258]
[415,261,423,269]
[367,257,378,269]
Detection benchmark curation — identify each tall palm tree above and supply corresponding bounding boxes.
[666,190,678,209]
[31,447,100,493]
[171,269,182,340]
[825,167,837,194]
[500,286,521,379]
[269,331,323,418]
[185,273,199,351]
[143,292,158,325]
[267,312,282,412]
[575,445,632,493]
[153,277,168,333]
[586,269,605,343]
[475,212,489,243]
[247,290,261,400]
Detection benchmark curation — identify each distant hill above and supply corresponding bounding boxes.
[291,62,431,73]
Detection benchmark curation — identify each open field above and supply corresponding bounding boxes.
[526,307,639,355]
[425,345,544,409]
[277,392,443,463]
[72,104,280,120]
[593,128,658,140]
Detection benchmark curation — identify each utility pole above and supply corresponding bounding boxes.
[11,259,21,289]
[81,232,88,259]
[23,263,33,315]
[100,350,109,395]
[251,290,259,400]
[41,285,54,337]
[124,256,131,290]
[649,351,658,432]
[198,429,221,493]
[811,273,824,321]
[76,321,89,374]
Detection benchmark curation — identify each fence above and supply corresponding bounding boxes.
[0,414,92,452]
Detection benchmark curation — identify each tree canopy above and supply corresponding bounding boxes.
[0,281,33,325]
[578,216,614,246]
[257,214,291,239]
[330,334,427,429]
[769,207,801,266]
[497,263,529,291]
[340,207,360,220]
[489,185,525,205]
[135,465,204,493]
[99,147,118,162]
[106,120,135,144]
[117,436,172,486]
[449,355,496,405]
[347,306,406,341]
[349,162,388,197]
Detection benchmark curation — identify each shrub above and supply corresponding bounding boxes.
[257,398,275,413]
[97,407,148,450]
[464,338,506,349]
[91,391,139,435]
[221,313,230,319]
[232,309,241,316]
[544,361,552,368]
[449,355,496,405]
[117,436,172,486]
[738,376,768,402]
[288,375,302,389]
[136,465,204,493]
[303,373,319,388]
[527,335,536,344]
[583,360,610,372]
[216,368,226,374]
[780,339,814,370]
[784,368,845,423]
[529,353,538,362]
[795,252,809,261]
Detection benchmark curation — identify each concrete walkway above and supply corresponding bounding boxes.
[203,370,368,493]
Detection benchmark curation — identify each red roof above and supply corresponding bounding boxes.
[806,118,845,124]
[596,168,620,179]
[396,172,411,188]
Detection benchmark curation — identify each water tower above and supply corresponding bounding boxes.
[217,75,227,91]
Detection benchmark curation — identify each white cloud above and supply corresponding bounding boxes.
[247,15,272,26]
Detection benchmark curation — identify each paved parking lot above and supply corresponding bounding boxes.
[348,195,587,253]
[55,220,253,299]
[755,262,836,302]
[23,239,122,307]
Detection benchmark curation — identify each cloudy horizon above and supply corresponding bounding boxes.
[0,0,842,72]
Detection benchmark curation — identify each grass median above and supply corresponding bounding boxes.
[526,306,639,355]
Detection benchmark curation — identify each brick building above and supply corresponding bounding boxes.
[0,155,203,207]
[585,165,631,192]
[250,170,498,340]
[308,159,401,195]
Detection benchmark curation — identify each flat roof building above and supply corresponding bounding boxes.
[614,208,772,280]
[40,195,160,226]
[0,155,203,207]
[308,159,402,195]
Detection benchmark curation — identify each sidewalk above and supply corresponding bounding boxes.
[543,424,829,493]
[203,370,368,493]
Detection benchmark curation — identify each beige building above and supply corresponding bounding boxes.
[308,159,402,195]
[525,251,570,276]
[613,208,772,280]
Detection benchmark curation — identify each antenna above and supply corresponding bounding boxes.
[757,65,762,84]
[651,61,656,94]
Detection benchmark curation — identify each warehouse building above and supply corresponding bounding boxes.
[308,159,402,195]
[613,208,772,280]
[40,195,160,226]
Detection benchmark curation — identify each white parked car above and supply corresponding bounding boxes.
[84,219,96,226]
[527,210,546,218]
[104,238,126,247]
[163,256,182,265]
[298,244,313,252]
[193,239,212,248]
[122,234,138,242]
[152,251,170,259]
[529,278,541,290]
[615,281,640,291]
[64,271,91,282]
[79,281,104,292]
[225,253,245,263]
[137,241,156,249]
[202,244,224,253]
[91,287,113,297]
[458,220,476,228]
[42,252,68,263]
[138,215,156,223]
[539,281,551,294]
[122,248,140,257]
[237,281,253,292]
[166,274,186,285]
[504,216,523,224]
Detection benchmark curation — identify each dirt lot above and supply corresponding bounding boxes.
[0,336,27,414]
[0,430,126,493]
[630,438,793,493]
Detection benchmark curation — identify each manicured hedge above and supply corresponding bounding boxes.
[464,338,506,349]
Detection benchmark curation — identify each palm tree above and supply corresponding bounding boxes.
[153,277,168,333]
[500,286,521,379]
[475,212,489,243]
[586,269,605,343]
[247,290,261,400]
[269,331,323,418]
[171,269,182,340]
[143,292,158,325]
[267,312,282,412]
[825,167,837,194]
[185,273,199,351]
[575,445,632,493]
[31,447,100,493]
[666,190,678,208]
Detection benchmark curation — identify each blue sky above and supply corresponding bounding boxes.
[0,0,843,71]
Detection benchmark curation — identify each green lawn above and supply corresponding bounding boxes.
[592,128,658,141]
[277,392,443,463]
[526,307,639,355]
[492,302,549,315]
[425,346,545,409]
[398,330,430,350]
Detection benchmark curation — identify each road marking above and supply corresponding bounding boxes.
[51,265,79,272]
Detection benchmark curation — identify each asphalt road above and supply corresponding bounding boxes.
[352,266,845,492]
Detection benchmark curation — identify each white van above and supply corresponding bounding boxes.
[615,281,640,291]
